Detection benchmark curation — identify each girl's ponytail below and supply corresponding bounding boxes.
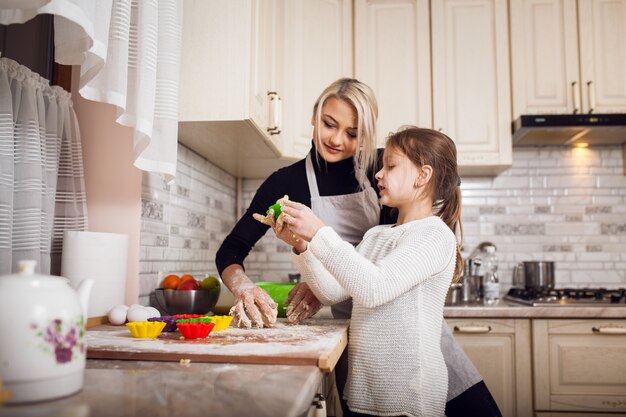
[438,184,463,283]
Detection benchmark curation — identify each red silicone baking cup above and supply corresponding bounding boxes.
[172,314,204,320]
[177,321,215,339]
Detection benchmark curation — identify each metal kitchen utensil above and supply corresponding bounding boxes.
[521,261,555,290]
[462,275,483,302]
[154,288,219,315]
[512,262,525,288]
[445,283,463,305]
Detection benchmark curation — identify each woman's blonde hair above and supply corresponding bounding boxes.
[312,78,378,189]
[386,127,464,283]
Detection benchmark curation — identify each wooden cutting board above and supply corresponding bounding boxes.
[86,319,348,372]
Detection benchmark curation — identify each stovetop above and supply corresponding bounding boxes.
[505,287,626,306]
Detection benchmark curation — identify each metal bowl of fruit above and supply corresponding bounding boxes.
[154,274,221,315]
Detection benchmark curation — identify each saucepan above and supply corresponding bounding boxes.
[513,261,555,290]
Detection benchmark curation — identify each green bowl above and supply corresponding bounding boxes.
[256,282,296,318]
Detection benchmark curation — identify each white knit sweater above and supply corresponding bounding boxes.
[293,216,456,417]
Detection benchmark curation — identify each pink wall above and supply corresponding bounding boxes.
[70,66,142,307]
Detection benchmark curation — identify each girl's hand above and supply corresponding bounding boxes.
[285,282,322,323]
[281,201,325,242]
[253,207,286,234]
[253,208,307,252]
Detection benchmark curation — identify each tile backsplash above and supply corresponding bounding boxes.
[138,145,236,304]
[139,144,626,302]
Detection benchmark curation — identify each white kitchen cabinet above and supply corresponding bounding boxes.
[179,0,276,131]
[533,319,626,414]
[511,0,626,117]
[447,318,533,417]
[178,0,296,178]
[431,0,513,176]
[275,0,353,159]
[354,0,431,147]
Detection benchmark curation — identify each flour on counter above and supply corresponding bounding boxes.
[86,319,348,368]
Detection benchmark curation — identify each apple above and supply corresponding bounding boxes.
[200,275,220,290]
[176,279,200,291]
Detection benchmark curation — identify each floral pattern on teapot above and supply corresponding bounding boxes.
[31,317,85,364]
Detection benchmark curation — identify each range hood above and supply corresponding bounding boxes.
[512,114,626,146]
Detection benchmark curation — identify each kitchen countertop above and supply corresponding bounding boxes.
[1,318,350,417]
[0,360,322,417]
[444,300,626,318]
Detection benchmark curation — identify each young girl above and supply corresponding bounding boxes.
[279,127,463,417]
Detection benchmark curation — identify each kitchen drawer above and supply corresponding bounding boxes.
[448,318,533,417]
[533,319,626,413]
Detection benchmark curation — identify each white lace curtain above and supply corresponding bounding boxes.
[0,0,182,181]
[0,57,88,275]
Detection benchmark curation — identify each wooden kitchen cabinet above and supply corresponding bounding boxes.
[354,0,513,174]
[178,0,297,178]
[179,0,277,134]
[511,0,626,118]
[533,319,626,414]
[354,0,431,147]
[431,0,513,176]
[447,318,533,417]
[275,0,353,159]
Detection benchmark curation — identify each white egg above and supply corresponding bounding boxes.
[144,306,161,318]
[126,307,150,322]
[119,304,129,311]
[108,306,128,325]
[129,303,143,310]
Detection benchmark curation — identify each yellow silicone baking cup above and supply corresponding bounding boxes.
[126,321,166,338]
[207,315,233,331]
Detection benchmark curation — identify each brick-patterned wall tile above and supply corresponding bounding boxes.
[139,144,626,298]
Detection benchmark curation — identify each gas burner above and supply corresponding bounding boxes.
[505,287,626,306]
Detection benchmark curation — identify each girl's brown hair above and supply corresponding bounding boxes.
[386,126,464,282]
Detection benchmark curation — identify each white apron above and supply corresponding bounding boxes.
[305,153,380,318]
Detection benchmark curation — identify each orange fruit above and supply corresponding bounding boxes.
[162,274,182,290]
[180,274,195,282]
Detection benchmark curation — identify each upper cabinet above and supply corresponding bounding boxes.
[431,0,513,176]
[511,0,626,117]
[276,0,353,158]
[354,0,512,175]
[354,0,431,147]
[178,0,296,178]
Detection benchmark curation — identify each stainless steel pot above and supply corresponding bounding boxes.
[513,261,555,289]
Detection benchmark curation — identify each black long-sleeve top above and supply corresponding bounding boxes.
[215,145,396,275]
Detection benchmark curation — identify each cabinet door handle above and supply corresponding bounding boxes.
[572,81,580,114]
[453,325,492,334]
[592,326,626,335]
[587,80,595,114]
[267,92,282,135]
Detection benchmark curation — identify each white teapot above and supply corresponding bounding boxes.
[0,260,93,403]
